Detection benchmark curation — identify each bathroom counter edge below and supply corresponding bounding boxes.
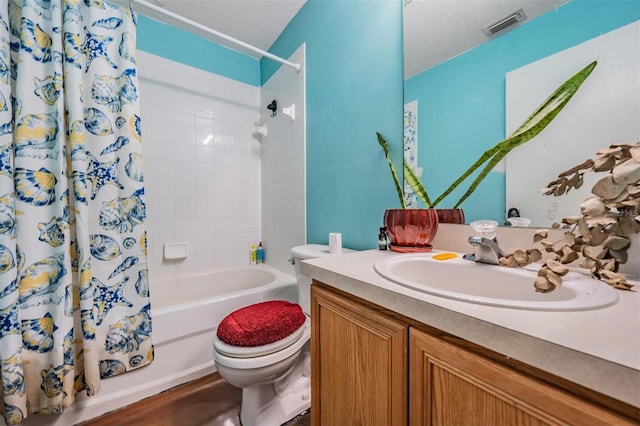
[301,249,640,409]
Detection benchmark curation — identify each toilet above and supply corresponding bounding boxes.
[212,244,350,426]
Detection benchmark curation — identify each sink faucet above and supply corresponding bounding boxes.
[465,235,505,265]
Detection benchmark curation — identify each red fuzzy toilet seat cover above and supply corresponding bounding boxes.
[216,300,306,347]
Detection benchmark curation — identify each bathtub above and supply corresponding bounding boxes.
[22,265,298,426]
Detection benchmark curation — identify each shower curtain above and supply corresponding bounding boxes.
[0,1,153,424]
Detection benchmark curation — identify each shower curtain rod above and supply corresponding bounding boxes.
[131,0,302,73]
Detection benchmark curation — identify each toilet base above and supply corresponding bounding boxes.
[240,349,310,426]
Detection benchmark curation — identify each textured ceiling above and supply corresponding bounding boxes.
[403,0,570,78]
[133,0,570,78]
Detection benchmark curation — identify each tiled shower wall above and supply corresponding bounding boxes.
[261,45,307,273]
[138,51,262,280]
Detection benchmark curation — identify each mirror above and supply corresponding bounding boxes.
[402,0,639,228]
[505,23,639,228]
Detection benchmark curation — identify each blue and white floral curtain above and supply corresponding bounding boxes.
[0,1,153,423]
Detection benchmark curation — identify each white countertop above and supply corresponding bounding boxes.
[302,249,640,409]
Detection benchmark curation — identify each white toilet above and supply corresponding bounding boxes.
[212,244,346,426]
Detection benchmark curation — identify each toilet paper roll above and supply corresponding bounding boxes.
[329,233,342,254]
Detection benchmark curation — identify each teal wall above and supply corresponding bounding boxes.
[137,15,261,86]
[137,2,405,250]
[404,0,640,224]
[265,0,404,250]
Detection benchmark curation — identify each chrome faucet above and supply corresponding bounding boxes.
[463,220,504,265]
[465,235,505,265]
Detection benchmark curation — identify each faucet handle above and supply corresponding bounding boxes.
[468,235,485,246]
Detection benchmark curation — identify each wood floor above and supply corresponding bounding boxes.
[81,373,311,426]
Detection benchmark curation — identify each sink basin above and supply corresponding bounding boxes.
[374,253,619,311]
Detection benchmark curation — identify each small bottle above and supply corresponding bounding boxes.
[378,227,388,250]
[256,242,264,264]
[250,245,257,264]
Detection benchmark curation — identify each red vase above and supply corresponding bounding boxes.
[383,209,439,251]
[435,208,465,224]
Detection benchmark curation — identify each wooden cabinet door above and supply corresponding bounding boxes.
[311,284,408,426]
[409,328,634,426]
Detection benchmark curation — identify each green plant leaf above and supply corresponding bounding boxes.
[452,146,509,208]
[433,60,598,208]
[431,145,501,207]
[376,132,406,208]
[404,162,433,207]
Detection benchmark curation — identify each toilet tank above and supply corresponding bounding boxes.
[291,244,355,314]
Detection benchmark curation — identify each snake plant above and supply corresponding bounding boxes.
[378,60,598,209]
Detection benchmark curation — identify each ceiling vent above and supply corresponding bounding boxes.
[482,8,527,37]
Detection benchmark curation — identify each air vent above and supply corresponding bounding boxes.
[482,8,527,37]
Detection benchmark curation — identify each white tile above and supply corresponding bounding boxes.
[149,121,174,143]
[174,256,198,276]
[149,256,174,280]
[174,126,196,146]
[214,132,233,151]
[215,119,234,137]
[214,201,236,219]
[196,217,215,234]
[173,144,195,163]
[211,251,233,271]
[195,164,214,181]
[139,51,306,278]
[153,199,176,219]
[151,220,175,244]
[174,91,195,110]
[175,201,197,219]
[236,215,260,234]
[196,232,217,253]
[151,139,175,162]
[196,198,216,217]
[213,216,234,235]
[212,148,233,167]
[151,160,175,180]
[171,235,197,255]
[150,86,174,108]
[150,178,176,200]
[196,114,214,131]
[175,166,196,182]
[196,128,215,149]
[195,146,215,165]
[195,181,216,200]
[154,106,174,124]
[196,95,215,115]
[174,183,196,201]
[174,110,195,129]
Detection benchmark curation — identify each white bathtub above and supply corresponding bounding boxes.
[21,265,298,426]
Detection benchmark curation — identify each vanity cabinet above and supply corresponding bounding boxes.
[409,328,634,425]
[311,282,636,426]
[310,284,408,425]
